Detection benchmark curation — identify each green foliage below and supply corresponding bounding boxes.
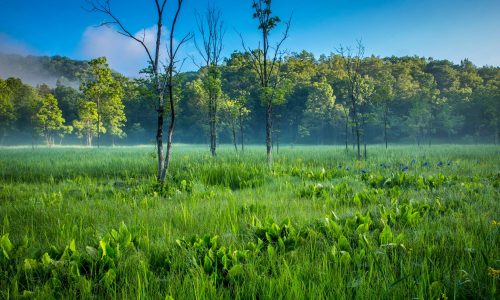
[0,145,498,298]
[176,235,248,286]
[300,78,336,137]
[79,57,126,144]
[1,53,499,145]
[33,93,66,146]
[0,79,16,140]
[72,101,104,146]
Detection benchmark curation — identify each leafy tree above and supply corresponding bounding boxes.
[338,42,367,159]
[405,71,440,145]
[435,103,464,138]
[79,57,125,147]
[73,101,104,146]
[5,78,41,146]
[222,52,257,150]
[0,79,16,144]
[371,69,395,148]
[33,93,66,146]
[184,78,209,141]
[334,103,350,149]
[299,78,336,143]
[219,96,241,151]
[471,80,500,143]
[281,51,318,145]
[357,75,375,158]
[57,124,74,145]
[54,81,82,125]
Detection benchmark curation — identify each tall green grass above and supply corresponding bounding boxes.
[0,144,498,299]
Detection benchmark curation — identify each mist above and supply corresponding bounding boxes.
[0,53,81,88]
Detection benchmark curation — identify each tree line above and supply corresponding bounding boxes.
[1,51,498,147]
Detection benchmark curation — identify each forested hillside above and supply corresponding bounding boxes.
[0,53,87,87]
[0,52,498,146]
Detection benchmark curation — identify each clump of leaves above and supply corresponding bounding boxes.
[176,235,248,286]
[250,217,302,254]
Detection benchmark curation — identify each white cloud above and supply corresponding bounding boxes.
[78,25,162,77]
[0,33,37,55]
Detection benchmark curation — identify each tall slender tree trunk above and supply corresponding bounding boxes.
[208,98,213,154]
[97,97,100,148]
[31,120,35,150]
[214,93,218,154]
[351,126,355,150]
[345,117,348,150]
[428,126,432,147]
[266,103,273,167]
[239,110,244,152]
[263,27,273,167]
[232,122,238,152]
[417,126,422,146]
[495,126,499,145]
[356,125,361,159]
[0,129,5,146]
[209,93,217,156]
[384,110,388,149]
[276,127,280,154]
[160,77,175,182]
[156,90,165,181]
[351,94,361,159]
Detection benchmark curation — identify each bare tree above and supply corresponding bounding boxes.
[86,0,192,183]
[194,4,225,157]
[338,41,365,160]
[242,0,290,167]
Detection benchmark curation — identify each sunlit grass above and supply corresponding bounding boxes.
[0,145,498,298]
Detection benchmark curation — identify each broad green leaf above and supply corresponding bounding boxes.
[338,235,351,251]
[380,224,393,244]
[42,252,52,265]
[99,240,107,258]
[1,234,13,259]
[69,239,76,253]
[23,258,37,271]
[228,264,244,278]
[203,255,213,273]
[86,246,98,259]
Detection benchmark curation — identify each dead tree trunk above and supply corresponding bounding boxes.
[194,5,224,157]
[239,108,245,152]
[88,0,191,184]
[244,0,290,167]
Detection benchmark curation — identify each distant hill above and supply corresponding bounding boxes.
[0,53,88,87]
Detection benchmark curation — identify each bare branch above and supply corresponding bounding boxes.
[85,0,155,67]
[269,16,291,81]
[239,32,264,84]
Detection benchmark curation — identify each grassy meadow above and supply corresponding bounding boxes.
[0,145,499,299]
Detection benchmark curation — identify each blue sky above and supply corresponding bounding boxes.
[0,0,499,76]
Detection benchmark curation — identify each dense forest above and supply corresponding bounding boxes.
[0,51,499,147]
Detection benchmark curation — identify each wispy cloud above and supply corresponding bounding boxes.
[0,33,37,56]
[78,25,161,77]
